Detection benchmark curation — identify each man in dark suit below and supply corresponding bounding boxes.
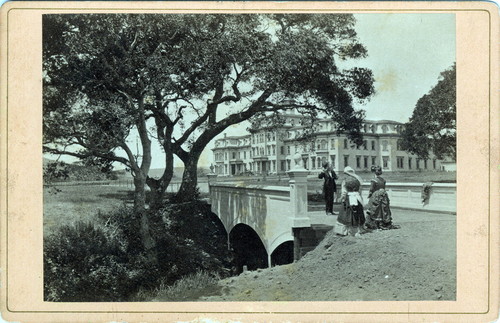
[318,162,338,215]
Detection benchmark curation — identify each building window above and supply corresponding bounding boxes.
[281,160,286,171]
[382,156,389,169]
[416,158,421,169]
[280,146,284,155]
[225,152,228,160]
[408,157,412,169]
[433,159,437,169]
[370,124,376,133]
[397,156,404,169]
[382,125,388,134]
[363,140,367,150]
[344,155,349,167]
[287,160,291,170]
[364,156,368,168]
[330,155,336,169]
[344,139,348,149]
[397,139,403,151]
[311,158,316,169]
[272,160,276,171]
[382,140,388,151]
[321,140,327,150]
[424,159,428,169]
[272,145,276,155]
[244,151,246,159]
[287,146,291,155]
[372,156,377,166]
[371,140,376,150]
[356,156,361,168]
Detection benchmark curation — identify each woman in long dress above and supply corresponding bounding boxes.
[335,166,366,237]
[365,166,399,230]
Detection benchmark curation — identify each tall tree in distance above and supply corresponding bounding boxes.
[401,63,456,160]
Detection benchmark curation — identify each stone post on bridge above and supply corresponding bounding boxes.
[288,153,311,261]
[207,169,217,199]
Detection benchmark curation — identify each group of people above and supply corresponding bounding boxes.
[318,162,399,237]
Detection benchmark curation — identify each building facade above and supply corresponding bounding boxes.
[212,112,443,176]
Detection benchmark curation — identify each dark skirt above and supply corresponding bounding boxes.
[365,189,392,228]
[338,201,365,227]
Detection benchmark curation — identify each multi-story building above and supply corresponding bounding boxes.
[212,111,443,176]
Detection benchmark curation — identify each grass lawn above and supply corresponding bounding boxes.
[43,185,134,236]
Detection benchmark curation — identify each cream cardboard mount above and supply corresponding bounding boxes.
[0,1,498,323]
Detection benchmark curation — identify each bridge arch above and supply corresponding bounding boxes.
[229,223,268,273]
[271,241,294,266]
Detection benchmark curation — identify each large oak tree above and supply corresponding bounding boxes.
[43,14,375,210]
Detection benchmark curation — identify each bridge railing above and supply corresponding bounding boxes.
[359,182,456,213]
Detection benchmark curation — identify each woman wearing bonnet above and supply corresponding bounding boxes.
[365,165,400,230]
[335,166,366,237]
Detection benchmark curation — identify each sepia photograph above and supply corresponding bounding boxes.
[1,1,498,322]
[42,12,457,302]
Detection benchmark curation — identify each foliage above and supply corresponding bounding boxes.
[43,13,375,206]
[134,270,222,302]
[44,219,143,301]
[44,160,116,183]
[44,202,232,301]
[43,161,70,184]
[401,63,456,160]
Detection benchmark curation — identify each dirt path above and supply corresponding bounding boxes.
[201,209,456,301]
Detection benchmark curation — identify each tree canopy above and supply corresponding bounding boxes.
[401,63,456,160]
[43,13,375,206]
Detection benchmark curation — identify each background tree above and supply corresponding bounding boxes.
[43,13,375,207]
[401,63,456,160]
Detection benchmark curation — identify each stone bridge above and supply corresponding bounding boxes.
[207,170,456,271]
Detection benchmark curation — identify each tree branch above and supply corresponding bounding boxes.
[44,145,131,169]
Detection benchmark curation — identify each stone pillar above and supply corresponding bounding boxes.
[207,173,218,186]
[287,153,310,228]
[207,173,217,205]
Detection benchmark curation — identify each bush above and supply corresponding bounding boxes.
[308,190,325,202]
[44,220,144,301]
[134,270,222,301]
[44,201,232,302]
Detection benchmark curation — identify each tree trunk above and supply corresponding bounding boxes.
[176,153,201,202]
[133,172,158,264]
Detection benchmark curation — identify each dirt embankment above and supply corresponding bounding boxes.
[201,211,456,302]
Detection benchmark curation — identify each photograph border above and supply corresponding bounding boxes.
[1,1,498,322]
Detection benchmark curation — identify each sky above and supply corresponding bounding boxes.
[42,13,456,170]
[194,13,456,169]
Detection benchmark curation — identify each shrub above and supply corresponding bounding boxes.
[134,270,222,302]
[44,220,143,302]
[44,201,232,302]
